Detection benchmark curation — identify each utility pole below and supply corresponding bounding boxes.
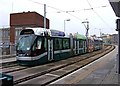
[82,19,89,52]
[82,20,89,39]
[99,28,102,37]
[86,21,89,38]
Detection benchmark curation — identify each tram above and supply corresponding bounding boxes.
[16,28,102,66]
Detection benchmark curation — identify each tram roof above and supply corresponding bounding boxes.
[20,27,65,37]
[20,27,45,35]
[20,28,87,40]
[74,33,86,40]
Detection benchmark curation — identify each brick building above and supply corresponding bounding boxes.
[10,11,50,44]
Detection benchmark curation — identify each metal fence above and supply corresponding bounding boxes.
[0,44,16,55]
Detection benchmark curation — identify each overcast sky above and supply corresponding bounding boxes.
[0,0,117,36]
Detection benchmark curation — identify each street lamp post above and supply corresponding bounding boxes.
[64,19,70,33]
[44,4,46,33]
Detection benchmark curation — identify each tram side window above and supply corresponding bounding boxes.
[79,40,83,48]
[84,41,87,47]
[32,37,42,51]
[32,43,36,51]
[63,38,70,49]
[54,38,62,50]
[95,40,98,46]
[37,38,42,49]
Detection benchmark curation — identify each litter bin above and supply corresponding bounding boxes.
[0,73,13,86]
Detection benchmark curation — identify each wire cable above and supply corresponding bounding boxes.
[27,0,114,31]
[86,0,114,30]
[27,0,85,27]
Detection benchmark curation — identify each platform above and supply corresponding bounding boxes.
[51,45,119,85]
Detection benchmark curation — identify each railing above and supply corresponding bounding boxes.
[0,54,16,59]
[0,44,16,54]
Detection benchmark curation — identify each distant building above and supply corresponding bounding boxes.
[0,27,23,44]
[0,28,10,44]
[0,28,10,55]
[111,34,118,45]
[101,34,118,45]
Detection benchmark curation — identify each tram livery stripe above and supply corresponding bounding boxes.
[17,52,48,61]
[54,49,71,54]
[17,49,71,61]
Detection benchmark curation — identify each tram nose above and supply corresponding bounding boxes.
[17,50,31,57]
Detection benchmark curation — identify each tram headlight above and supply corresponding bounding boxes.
[26,54,29,56]
[26,51,31,56]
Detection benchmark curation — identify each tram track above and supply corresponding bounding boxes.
[0,45,108,70]
[1,60,31,74]
[2,65,28,73]
[0,61,17,69]
[9,45,115,85]
[0,47,104,73]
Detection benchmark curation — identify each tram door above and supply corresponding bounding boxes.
[84,41,87,53]
[74,40,77,55]
[77,40,79,54]
[48,39,54,61]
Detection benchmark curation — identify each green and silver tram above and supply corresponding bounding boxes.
[16,28,100,66]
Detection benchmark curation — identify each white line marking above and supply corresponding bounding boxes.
[46,73,60,77]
